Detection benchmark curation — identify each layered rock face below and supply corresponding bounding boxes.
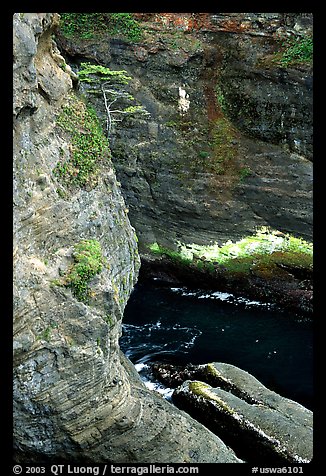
[13,13,242,463]
[173,363,313,463]
[56,13,313,251]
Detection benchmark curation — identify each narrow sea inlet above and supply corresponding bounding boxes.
[120,283,313,410]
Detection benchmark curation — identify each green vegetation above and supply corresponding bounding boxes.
[54,94,109,188]
[206,116,239,175]
[189,381,210,394]
[78,63,132,85]
[173,115,240,179]
[149,242,193,267]
[42,327,52,342]
[59,13,104,39]
[108,13,143,41]
[78,62,149,137]
[188,381,235,413]
[163,31,203,53]
[216,84,227,114]
[65,239,103,303]
[105,315,114,327]
[165,119,193,130]
[206,363,224,379]
[56,187,67,199]
[59,13,142,42]
[186,92,238,176]
[148,227,313,279]
[198,151,209,159]
[37,323,58,343]
[275,34,313,66]
[211,117,236,160]
[238,166,252,181]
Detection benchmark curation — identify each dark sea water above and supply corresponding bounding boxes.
[119,283,313,410]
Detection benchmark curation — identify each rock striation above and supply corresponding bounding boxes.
[172,362,313,464]
[13,13,242,463]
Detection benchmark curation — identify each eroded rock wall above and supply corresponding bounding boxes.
[13,13,242,463]
[56,13,312,250]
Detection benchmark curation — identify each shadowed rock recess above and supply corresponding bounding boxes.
[13,13,242,463]
[56,12,312,250]
[55,13,313,315]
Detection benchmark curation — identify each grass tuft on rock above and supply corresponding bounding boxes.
[65,239,103,303]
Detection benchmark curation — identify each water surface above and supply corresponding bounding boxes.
[120,283,313,409]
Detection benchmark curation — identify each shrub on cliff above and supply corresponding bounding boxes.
[54,93,109,188]
[78,62,150,137]
[274,34,313,67]
[280,35,313,66]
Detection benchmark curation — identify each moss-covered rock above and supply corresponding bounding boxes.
[142,229,313,316]
[64,239,104,302]
[173,363,313,463]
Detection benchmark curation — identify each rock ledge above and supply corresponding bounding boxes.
[173,362,313,463]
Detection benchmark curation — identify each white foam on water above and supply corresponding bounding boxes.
[144,380,174,400]
[182,329,202,349]
[134,363,149,372]
[169,286,274,309]
[170,287,198,297]
[197,294,212,299]
[133,361,174,401]
[211,291,234,300]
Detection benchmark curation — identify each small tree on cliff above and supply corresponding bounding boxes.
[78,62,149,137]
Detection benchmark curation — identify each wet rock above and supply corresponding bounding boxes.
[173,362,313,463]
[139,253,313,317]
[151,362,204,387]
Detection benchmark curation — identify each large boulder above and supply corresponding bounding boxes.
[173,362,313,463]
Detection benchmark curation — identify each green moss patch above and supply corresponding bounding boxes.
[189,381,210,394]
[188,381,235,414]
[64,239,104,303]
[54,94,109,188]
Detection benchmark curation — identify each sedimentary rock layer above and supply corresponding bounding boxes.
[13,13,242,463]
